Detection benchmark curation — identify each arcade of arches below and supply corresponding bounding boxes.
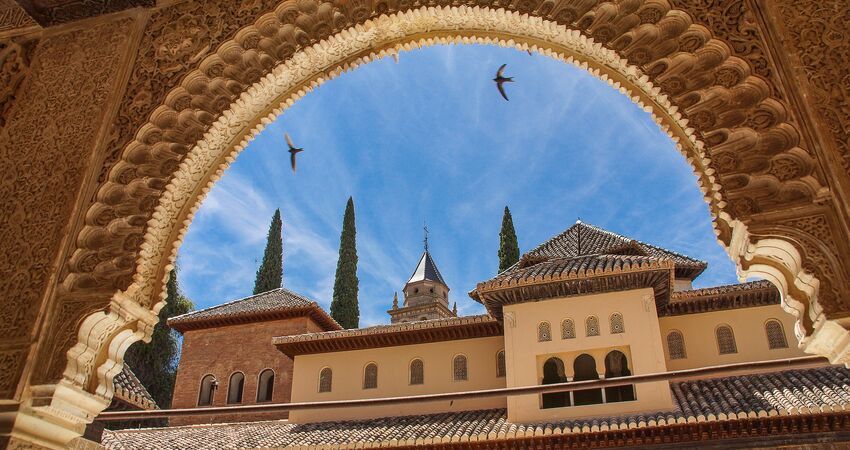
[0,0,849,447]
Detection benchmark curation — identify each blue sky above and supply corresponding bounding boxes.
[177,43,740,327]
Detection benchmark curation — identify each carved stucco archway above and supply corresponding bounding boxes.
[13,0,850,447]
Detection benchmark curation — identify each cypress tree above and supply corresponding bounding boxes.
[123,268,194,410]
[253,209,283,294]
[498,206,520,273]
[330,197,359,329]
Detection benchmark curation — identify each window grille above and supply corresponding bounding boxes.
[410,359,424,385]
[667,331,687,359]
[586,316,600,337]
[765,320,789,349]
[363,363,378,389]
[496,350,506,378]
[609,313,625,334]
[318,368,332,392]
[716,325,737,354]
[537,322,552,342]
[561,319,576,339]
[453,355,468,381]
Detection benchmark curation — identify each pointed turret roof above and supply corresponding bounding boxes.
[406,251,447,286]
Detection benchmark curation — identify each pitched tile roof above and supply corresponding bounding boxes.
[662,280,781,316]
[168,288,341,332]
[111,364,157,411]
[521,221,707,279]
[472,253,674,319]
[102,365,850,449]
[406,250,447,286]
[274,314,501,356]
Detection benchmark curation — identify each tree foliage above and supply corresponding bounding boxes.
[253,209,283,294]
[498,206,520,273]
[330,197,360,329]
[123,268,194,409]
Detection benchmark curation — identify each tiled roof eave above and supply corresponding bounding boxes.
[476,266,674,320]
[662,281,781,316]
[476,258,675,293]
[274,316,503,356]
[169,305,341,333]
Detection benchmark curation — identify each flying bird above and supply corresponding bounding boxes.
[493,63,513,101]
[285,132,303,172]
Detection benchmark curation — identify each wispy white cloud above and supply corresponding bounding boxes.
[178,43,740,325]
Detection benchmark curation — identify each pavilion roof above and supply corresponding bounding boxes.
[102,365,850,449]
[406,250,447,286]
[471,253,675,320]
[168,288,341,333]
[520,221,707,280]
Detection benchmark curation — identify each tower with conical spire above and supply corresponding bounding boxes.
[388,227,456,323]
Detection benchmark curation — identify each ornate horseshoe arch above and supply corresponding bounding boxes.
[23,1,847,446]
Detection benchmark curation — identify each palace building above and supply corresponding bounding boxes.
[102,221,850,448]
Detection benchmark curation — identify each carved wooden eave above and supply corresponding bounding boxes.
[273,315,503,357]
[168,303,341,333]
[473,255,675,320]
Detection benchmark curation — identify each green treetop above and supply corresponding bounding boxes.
[498,206,520,273]
[330,197,360,329]
[253,209,283,295]
[123,267,194,410]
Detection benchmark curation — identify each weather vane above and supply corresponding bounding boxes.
[423,222,430,252]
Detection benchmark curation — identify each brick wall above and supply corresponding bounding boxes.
[170,315,327,425]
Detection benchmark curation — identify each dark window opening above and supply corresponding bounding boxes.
[256,369,274,402]
[573,354,603,406]
[541,357,570,409]
[603,350,635,402]
[227,372,244,404]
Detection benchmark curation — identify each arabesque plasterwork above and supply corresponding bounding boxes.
[0,0,849,448]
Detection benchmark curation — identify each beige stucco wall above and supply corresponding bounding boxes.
[288,336,506,423]
[659,305,805,370]
[502,288,673,423]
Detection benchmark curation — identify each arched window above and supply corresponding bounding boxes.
[585,316,600,337]
[765,319,789,349]
[666,330,687,360]
[453,355,468,381]
[363,363,378,389]
[537,322,552,342]
[197,374,216,406]
[227,372,244,404]
[541,357,570,409]
[573,354,603,405]
[256,369,274,402]
[604,351,635,402]
[609,313,625,334]
[410,359,424,385]
[716,325,737,354]
[318,367,332,393]
[496,350,506,378]
[561,319,576,339]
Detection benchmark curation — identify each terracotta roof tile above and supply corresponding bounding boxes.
[662,280,780,316]
[168,288,341,332]
[520,221,706,279]
[274,315,502,356]
[102,366,850,449]
[112,364,157,411]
